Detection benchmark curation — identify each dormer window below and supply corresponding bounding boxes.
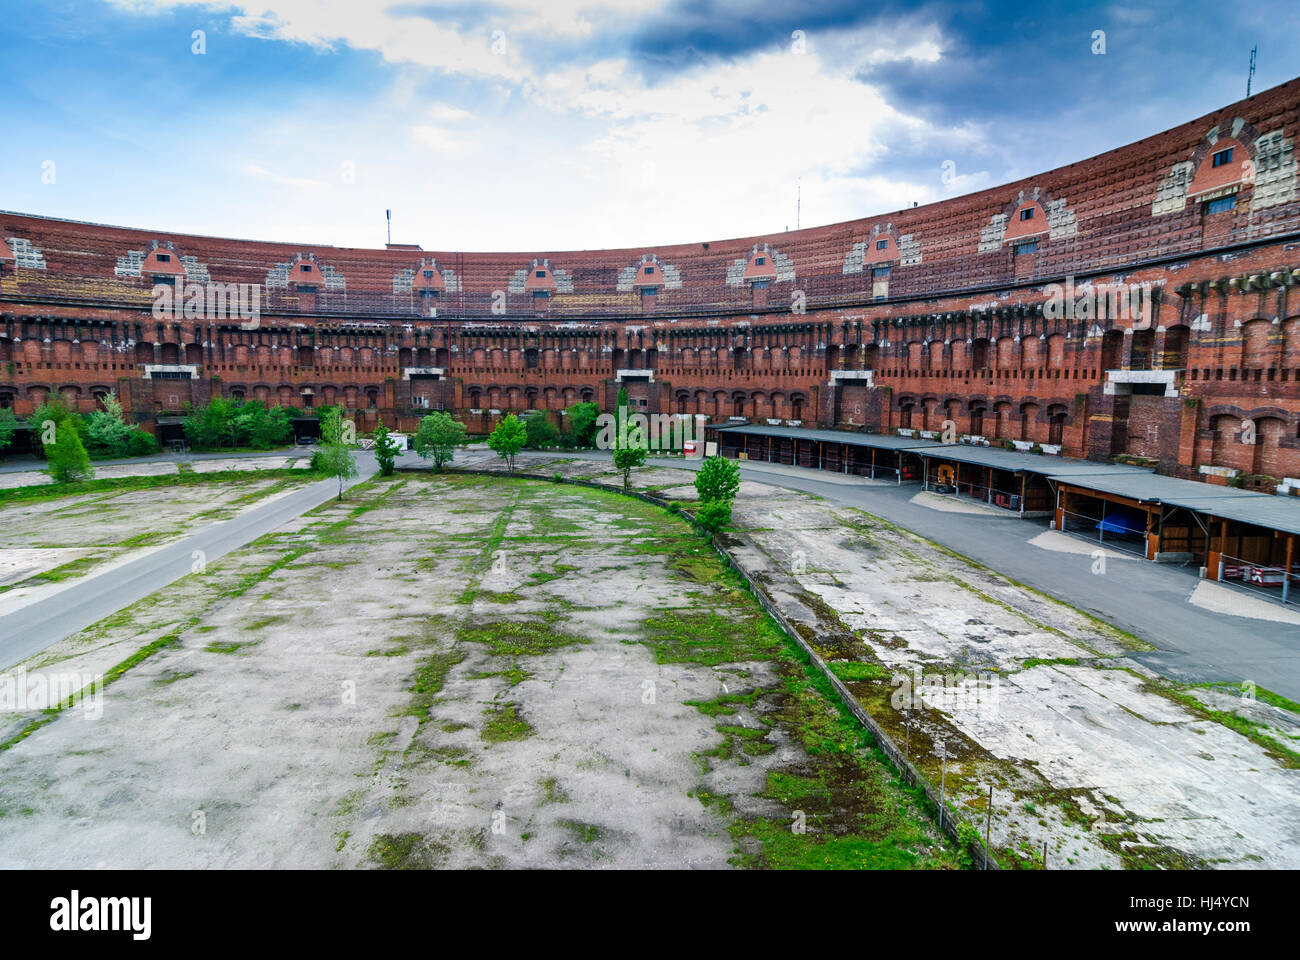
[876,239,888,250]
[1020,208,1035,221]
[1212,147,1234,168]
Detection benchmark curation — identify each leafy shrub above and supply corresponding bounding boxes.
[563,402,601,448]
[524,411,560,450]
[694,455,740,503]
[415,412,467,471]
[126,429,159,456]
[694,499,732,533]
[45,423,93,484]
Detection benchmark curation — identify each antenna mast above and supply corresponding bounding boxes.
[1247,45,1257,96]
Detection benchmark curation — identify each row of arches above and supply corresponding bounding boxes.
[897,395,1072,446]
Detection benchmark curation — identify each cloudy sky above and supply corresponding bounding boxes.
[1,0,1296,250]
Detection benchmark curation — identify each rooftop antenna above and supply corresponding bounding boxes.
[796,179,801,230]
[1247,45,1257,96]
[386,209,392,246]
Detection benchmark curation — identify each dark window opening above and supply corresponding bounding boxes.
[1015,241,1038,256]
[872,266,891,278]
[535,270,546,278]
[751,279,770,289]
[755,256,766,265]
[1212,147,1234,167]
[1020,208,1035,221]
[1205,195,1236,214]
[876,239,888,250]
[156,253,170,262]
[644,266,654,275]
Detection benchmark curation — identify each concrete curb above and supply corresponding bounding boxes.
[407,462,1001,869]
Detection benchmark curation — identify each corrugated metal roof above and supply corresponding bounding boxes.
[1158,492,1300,537]
[710,421,1300,536]
[919,444,1154,476]
[710,422,937,451]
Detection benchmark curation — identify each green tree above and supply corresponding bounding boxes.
[488,413,527,472]
[0,409,17,460]
[694,455,741,503]
[82,393,134,458]
[694,499,732,533]
[316,442,358,501]
[414,411,467,472]
[27,396,76,458]
[45,421,93,484]
[563,401,600,448]
[126,429,159,456]
[182,397,236,450]
[373,419,400,476]
[524,411,560,450]
[613,444,647,490]
[610,386,647,489]
[318,404,357,447]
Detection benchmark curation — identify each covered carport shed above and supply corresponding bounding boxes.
[707,423,931,482]
[916,445,1155,518]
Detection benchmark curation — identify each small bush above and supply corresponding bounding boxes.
[694,499,732,533]
[126,429,159,456]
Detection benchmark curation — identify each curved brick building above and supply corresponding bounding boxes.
[3,78,1300,482]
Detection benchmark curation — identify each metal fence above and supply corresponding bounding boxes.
[1058,507,1149,557]
[1216,553,1298,606]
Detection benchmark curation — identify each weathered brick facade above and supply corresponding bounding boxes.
[3,79,1300,480]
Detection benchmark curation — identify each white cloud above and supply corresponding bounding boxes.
[102,2,983,249]
[242,162,329,189]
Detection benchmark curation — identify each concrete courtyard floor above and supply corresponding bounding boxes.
[459,449,1300,870]
[0,469,317,617]
[0,472,960,869]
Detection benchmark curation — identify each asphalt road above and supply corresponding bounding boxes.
[0,453,378,670]
[564,451,1300,700]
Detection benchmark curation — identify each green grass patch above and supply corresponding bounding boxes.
[481,701,534,743]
